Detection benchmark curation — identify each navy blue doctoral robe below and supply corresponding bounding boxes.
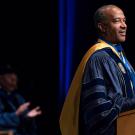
[0,89,37,135]
[79,48,135,135]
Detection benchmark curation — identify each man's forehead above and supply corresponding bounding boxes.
[104,7,125,18]
[3,73,17,77]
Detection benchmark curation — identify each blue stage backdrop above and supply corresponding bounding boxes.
[59,0,76,100]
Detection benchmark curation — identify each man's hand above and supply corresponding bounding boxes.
[27,106,42,118]
[16,102,30,116]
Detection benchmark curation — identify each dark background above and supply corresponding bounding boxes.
[1,0,135,135]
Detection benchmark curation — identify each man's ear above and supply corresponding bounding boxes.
[97,23,106,33]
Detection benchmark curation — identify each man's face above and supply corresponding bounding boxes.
[0,73,18,92]
[102,7,127,43]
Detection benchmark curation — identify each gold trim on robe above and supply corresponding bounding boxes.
[59,39,120,135]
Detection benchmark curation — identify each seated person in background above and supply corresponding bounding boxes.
[0,65,42,135]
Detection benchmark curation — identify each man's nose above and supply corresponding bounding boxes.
[121,21,127,29]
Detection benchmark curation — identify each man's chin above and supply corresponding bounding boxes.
[119,37,126,42]
[7,88,16,92]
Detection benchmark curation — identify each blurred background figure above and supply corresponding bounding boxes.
[0,64,42,135]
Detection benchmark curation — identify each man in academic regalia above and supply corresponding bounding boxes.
[60,4,135,135]
[0,65,42,135]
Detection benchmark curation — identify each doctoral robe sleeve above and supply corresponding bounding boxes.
[80,51,135,134]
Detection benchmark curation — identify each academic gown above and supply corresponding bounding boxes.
[79,48,135,135]
[0,89,37,135]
